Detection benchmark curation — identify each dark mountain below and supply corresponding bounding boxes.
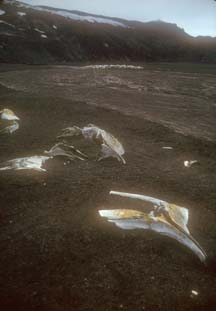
[0,0,216,64]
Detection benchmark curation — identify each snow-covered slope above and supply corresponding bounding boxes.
[16,1,128,27]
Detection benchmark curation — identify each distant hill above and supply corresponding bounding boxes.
[0,0,216,64]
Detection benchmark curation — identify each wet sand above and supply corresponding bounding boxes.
[0,63,216,310]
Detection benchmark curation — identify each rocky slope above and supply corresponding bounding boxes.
[0,0,216,64]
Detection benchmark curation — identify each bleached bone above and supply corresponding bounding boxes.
[0,156,50,172]
[109,191,189,234]
[98,143,126,164]
[0,108,19,121]
[162,146,173,150]
[99,209,207,263]
[58,124,126,164]
[44,142,87,161]
[0,121,19,134]
[82,124,125,155]
[0,109,20,135]
[57,126,82,138]
[184,160,199,168]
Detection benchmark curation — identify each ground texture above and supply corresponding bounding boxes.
[0,63,216,311]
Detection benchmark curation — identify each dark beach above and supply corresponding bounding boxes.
[0,63,216,311]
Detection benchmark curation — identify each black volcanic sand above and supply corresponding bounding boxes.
[0,63,216,311]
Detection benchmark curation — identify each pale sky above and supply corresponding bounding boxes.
[22,0,216,37]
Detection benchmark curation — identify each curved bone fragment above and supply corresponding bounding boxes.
[99,209,206,263]
[44,142,87,161]
[98,143,126,164]
[0,156,50,172]
[184,160,199,168]
[82,124,125,156]
[58,124,125,164]
[0,109,19,121]
[0,120,19,135]
[57,126,82,138]
[0,109,20,135]
[109,191,189,234]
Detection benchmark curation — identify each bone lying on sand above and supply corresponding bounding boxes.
[162,146,173,150]
[0,142,88,172]
[0,141,89,173]
[184,160,199,168]
[58,124,126,164]
[44,142,88,161]
[110,190,189,234]
[99,191,207,263]
[0,156,50,172]
[0,108,20,135]
[0,120,19,134]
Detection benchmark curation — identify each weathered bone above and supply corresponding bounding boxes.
[99,209,206,263]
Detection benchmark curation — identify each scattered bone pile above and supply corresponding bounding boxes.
[0,108,207,264]
[0,110,125,171]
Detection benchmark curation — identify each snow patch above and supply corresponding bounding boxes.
[17,12,26,17]
[41,34,47,38]
[52,25,57,30]
[16,3,127,28]
[0,10,5,16]
[41,9,127,27]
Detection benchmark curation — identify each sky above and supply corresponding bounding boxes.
[22,0,216,37]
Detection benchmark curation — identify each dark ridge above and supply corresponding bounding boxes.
[0,1,215,64]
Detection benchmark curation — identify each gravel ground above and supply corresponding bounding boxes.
[0,63,216,311]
